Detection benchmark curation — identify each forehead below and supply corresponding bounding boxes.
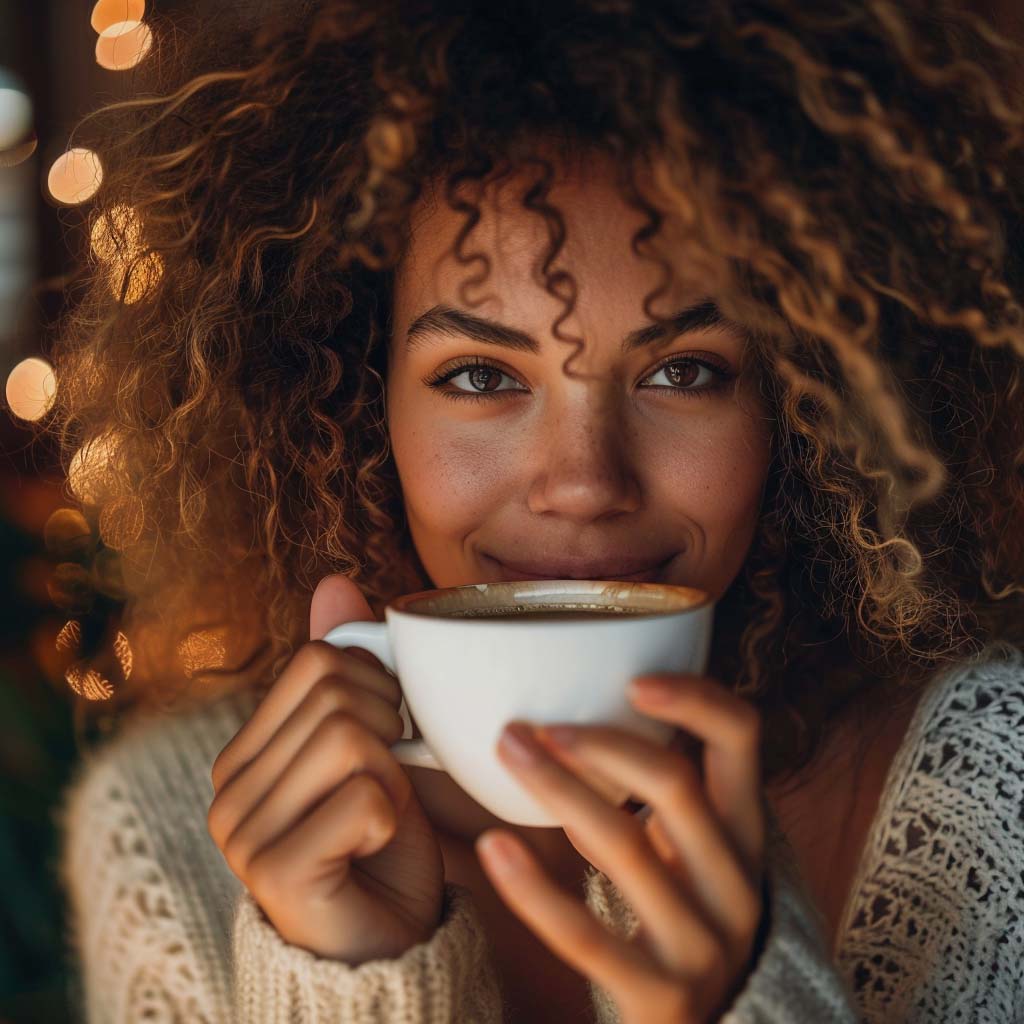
[393,155,697,328]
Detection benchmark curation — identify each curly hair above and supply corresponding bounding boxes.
[38,0,1024,788]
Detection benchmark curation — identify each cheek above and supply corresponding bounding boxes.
[390,421,511,535]
[655,415,770,574]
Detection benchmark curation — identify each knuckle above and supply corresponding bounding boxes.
[356,774,396,830]
[210,750,229,791]
[293,640,339,682]
[222,832,254,878]
[206,797,230,846]
[211,731,244,791]
[308,674,352,716]
[314,709,363,747]
[245,849,284,901]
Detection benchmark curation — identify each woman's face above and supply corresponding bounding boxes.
[387,158,773,600]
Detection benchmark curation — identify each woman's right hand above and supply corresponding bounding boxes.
[207,575,445,964]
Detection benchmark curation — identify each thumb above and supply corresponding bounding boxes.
[310,573,385,672]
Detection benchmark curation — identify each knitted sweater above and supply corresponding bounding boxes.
[59,641,1024,1022]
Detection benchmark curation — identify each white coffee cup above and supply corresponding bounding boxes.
[323,579,714,828]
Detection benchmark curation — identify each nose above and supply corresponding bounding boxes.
[525,393,642,522]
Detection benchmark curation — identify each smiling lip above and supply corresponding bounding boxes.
[487,553,672,584]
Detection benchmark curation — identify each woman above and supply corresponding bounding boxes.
[52,1,1024,1021]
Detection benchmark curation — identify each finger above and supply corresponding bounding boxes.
[218,712,409,879]
[497,723,722,976]
[535,723,762,961]
[211,641,402,792]
[310,573,387,671]
[207,678,405,846]
[244,774,414,964]
[628,674,765,877]
[246,772,395,900]
[475,829,671,1012]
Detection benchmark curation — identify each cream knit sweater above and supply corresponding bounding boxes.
[60,641,1024,1022]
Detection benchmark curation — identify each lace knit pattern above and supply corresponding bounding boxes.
[59,697,245,1022]
[834,641,1024,1022]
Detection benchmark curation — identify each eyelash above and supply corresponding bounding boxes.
[422,353,737,403]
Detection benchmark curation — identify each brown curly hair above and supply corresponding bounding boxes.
[38,0,1024,787]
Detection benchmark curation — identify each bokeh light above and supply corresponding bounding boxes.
[95,20,153,72]
[98,493,144,550]
[90,0,146,34]
[114,630,133,679]
[0,86,32,151]
[47,147,103,205]
[90,204,141,263]
[55,620,82,655]
[90,204,161,303]
[65,665,113,701]
[177,627,228,679]
[68,431,121,506]
[5,357,57,421]
[117,250,163,304]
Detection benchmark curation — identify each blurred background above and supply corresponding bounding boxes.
[0,3,209,1020]
[0,1,1022,1022]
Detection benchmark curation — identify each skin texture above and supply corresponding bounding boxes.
[386,156,773,876]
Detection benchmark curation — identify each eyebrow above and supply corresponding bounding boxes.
[404,299,732,355]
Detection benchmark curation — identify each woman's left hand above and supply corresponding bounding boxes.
[475,673,767,1024]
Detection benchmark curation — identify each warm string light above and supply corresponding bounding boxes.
[90,0,146,33]
[91,1,152,72]
[177,628,228,679]
[68,431,122,506]
[10,6,159,710]
[65,665,114,701]
[96,21,153,72]
[47,147,103,205]
[5,357,57,421]
[91,204,164,302]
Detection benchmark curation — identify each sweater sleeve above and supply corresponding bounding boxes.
[584,808,860,1024]
[59,697,504,1024]
[231,883,503,1022]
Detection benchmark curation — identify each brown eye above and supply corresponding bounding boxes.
[639,356,735,398]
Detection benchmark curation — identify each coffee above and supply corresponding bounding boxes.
[445,602,653,620]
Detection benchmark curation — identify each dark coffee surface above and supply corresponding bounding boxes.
[443,602,652,620]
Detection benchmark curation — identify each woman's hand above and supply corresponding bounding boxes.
[475,672,767,1024]
[207,575,445,964]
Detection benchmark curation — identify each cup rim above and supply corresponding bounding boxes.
[386,579,713,620]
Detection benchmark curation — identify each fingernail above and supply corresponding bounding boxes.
[499,722,543,766]
[477,831,521,872]
[628,676,675,702]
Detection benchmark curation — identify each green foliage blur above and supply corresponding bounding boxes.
[1,505,77,1023]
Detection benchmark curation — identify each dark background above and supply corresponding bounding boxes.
[0,4,201,1021]
[1,2,1022,1022]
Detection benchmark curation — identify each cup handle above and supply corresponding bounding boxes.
[321,621,445,773]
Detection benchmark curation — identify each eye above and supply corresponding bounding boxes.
[422,357,527,402]
[422,352,736,403]
[641,357,731,394]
